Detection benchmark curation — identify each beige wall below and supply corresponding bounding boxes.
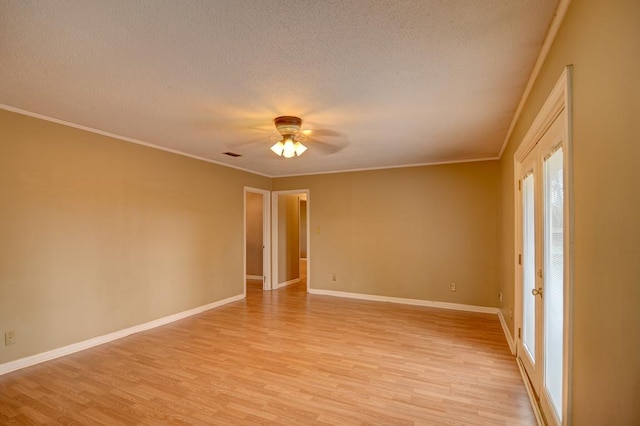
[4,3,638,419]
[0,109,270,364]
[273,161,500,306]
[245,191,263,277]
[498,1,640,423]
[277,194,300,284]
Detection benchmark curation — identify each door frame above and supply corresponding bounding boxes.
[271,189,310,291]
[513,65,573,425]
[517,145,542,391]
[243,187,271,294]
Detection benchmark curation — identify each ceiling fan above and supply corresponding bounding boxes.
[223,115,348,158]
[270,116,309,158]
[268,115,351,158]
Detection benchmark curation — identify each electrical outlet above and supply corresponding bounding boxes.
[5,331,15,346]
[332,273,336,281]
[450,282,456,292]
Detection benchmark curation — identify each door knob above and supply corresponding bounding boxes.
[531,287,543,296]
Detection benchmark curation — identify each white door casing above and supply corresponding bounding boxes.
[243,187,271,293]
[271,189,311,291]
[514,66,573,426]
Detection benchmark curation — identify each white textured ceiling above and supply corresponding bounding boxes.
[0,0,558,177]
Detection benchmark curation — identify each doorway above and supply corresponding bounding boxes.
[271,190,310,291]
[299,195,308,284]
[244,187,271,293]
[514,67,572,426]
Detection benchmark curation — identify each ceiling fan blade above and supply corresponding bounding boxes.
[225,137,265,149]
[312,139,348,154]
[307,128,343,138]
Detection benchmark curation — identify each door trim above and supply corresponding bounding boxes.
[517,148,541,391]
[243,187,271,294]
[513,65,573,426]
[271,189,310,291]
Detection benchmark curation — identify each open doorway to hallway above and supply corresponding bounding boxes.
[272,190,310,291]
[244,187,271,294]
[299,194,307,288]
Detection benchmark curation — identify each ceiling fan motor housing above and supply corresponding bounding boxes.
[274,116,302,136]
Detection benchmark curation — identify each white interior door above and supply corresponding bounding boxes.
[516,114,567,425]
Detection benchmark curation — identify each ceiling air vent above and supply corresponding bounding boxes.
[223,152,242,158]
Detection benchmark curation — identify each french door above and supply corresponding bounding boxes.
[516,110,569,426]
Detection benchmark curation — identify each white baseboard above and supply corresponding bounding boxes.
[517,358,545,426]
[308,289,499,314]
[0,293,244,376]
[246,275,263,280]
[498,309,516,355]
[276,278,300,289]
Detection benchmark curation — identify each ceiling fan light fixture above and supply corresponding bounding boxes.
[294,142,307,156]
[282,138,296,158]
[270,116,309,158]
[270,141,285,156]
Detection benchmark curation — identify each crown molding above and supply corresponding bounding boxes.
[0,104,272,178]
[272,156,500,178]
[498,0,572,158]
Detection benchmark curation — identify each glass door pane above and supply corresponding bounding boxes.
[544,148,564,419]
[522,173,536,360]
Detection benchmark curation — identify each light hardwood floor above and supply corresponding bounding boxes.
[0,279,535,425]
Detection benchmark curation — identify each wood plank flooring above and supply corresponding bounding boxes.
[0,280,535,425]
